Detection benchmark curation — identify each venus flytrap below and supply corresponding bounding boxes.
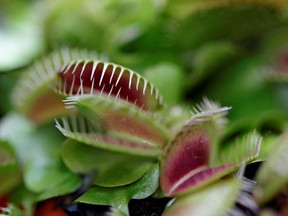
[54,57,262,215]
[160,101,261,197]
[1,49,264,215]
[2,2,288,215]
[54,59,168,158]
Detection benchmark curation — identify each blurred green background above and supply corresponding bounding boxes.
[2,1,288,214]
[1,0,288,134]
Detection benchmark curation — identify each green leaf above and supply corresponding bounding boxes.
[112,207,128,216]
[254,131,288,204]
[62,139,154,187]
[163,177,240,216]
[64,94,169,146]
[37,173,81,201]
[0,113,81,198]
[77,163,159,215]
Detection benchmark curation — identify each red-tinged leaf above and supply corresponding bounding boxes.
[64,95,168,146]
[161,117,261,197]
[165,165,233,196]
[161,129,211,193]
[55,116,162,157]
[58,60,163,110]
[160,123,233,196]
[26,91,67,123]
[160,99,235,196]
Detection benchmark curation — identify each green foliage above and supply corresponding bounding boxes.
[1,1,288,215]
[77,163,159,215]
[0,113,81,198]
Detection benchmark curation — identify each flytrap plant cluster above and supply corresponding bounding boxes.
[0,49,265,216]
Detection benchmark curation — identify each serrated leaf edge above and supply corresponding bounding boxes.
[12,48,101,113]
[63,94,169,144]
[55,116,161,156]
[218,131,262,167]
[56,60,164,108]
